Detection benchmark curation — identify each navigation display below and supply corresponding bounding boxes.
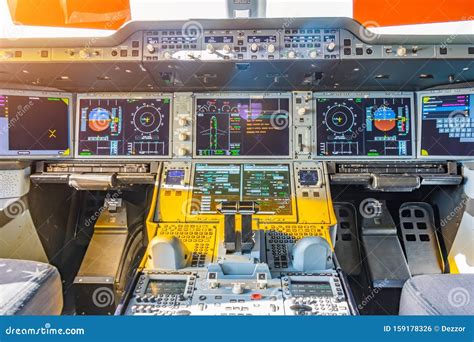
[191,164,292,215]
[0,92,71,158]
[77,96,171,157]
[419,90,474,159]
[315,94,413,158]
[195,96,290,157]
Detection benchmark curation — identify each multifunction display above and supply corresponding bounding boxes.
[419,91,474,158]
[0,93,70,157]
[77,97,170,157]
[191,164,292,215]
[315,95,413,157]
[195,96,290,157]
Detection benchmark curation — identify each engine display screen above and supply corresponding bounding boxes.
[195,97,290,157]
[191,164,292,215]
[290,281,333,297]
[0,93,71,157]
[145,279,187,296]
[315,95,413,158]
[77,97,171,157]
[419,91,474,158]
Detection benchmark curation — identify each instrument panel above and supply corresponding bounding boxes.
[0,89,472,161]
[194,94,291,157]
[315,92,414,159]
[0,90,72,159]
[76,94,172,158]
[418,88,474,159]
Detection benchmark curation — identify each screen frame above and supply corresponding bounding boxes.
[417,87,474,160]
[313,91,416,160]
[192,92,293,159]
[75,92,173,159]
[0,89,73,160]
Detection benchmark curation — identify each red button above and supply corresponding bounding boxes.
[250,293,262,300]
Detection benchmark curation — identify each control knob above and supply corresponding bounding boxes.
[267,44,275,53]
[178,132,188,141]
[146,44,155,54]
[79,49,91,59]
[163,51,172,60]
[288,51,296,59]
[206,44,215,54]
[309,50,318,58]
[297,107,306,116]
[222,44,231,54]
[178,117,189,126]
[178,147,188,157]
[396,46,407,56]
[326,42,336,52]
[232,283,244,294]
[250,43,259,53]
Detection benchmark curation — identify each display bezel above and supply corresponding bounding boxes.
[313,91,416,160]
[193,92,293,159]
[417,87,474,160]
[0,89,73,160]
[75,92,173,159]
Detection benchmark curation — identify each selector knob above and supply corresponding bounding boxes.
[178,147,188,157]
[297,107,306,116]
[79,49,91,59]
[267,44,275,53]
[326,42,336,52]
[163,51,172,59]
[223,44,231,54]
[309,50,318,58]
[206,44,215,54]
[250,43,259,53]
[396,46,407,56]
[288,51,296,59]
[178,117,189,126]
[232,283,244,294]
[178,132,188,141]
[146,44,155,53]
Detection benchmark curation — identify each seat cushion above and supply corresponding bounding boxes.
[0,258,63,315]
[399,274,474,315]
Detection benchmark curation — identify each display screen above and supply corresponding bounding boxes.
[290,281,333,297]
[145,279,187,296]
[0,93,70,157]
[419,92,474,158]
[204,36,233,43]
[315,96,413,157]
[77,97,170,157]
[195,97,290,157]
[191,164,292,215]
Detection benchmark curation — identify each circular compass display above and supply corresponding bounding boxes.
[132,104,163,134]
[324,104,356,134]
